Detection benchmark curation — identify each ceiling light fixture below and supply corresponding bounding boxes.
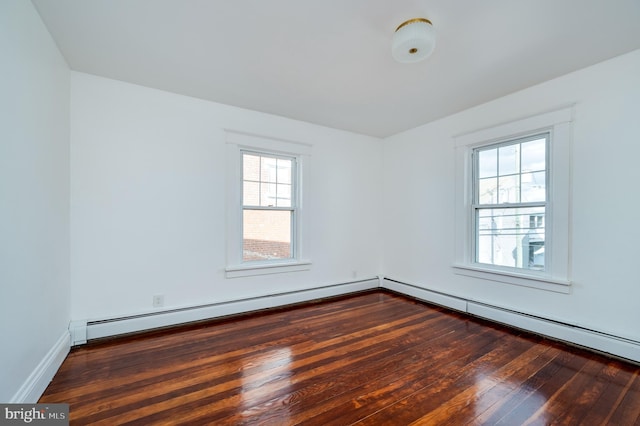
[392,18,436,63]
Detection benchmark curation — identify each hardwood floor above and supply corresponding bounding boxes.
[40,291,640,425]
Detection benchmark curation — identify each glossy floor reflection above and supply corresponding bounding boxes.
[240,347,293,424]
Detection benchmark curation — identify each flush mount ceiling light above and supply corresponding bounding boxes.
[392,18,436,63]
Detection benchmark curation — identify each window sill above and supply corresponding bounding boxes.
[226,260,312,278]
[452,264,571,294]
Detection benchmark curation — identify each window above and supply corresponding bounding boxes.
[473,133,548,271]
[453,107,573,292]
[225,130,311,278]
[242,151,296,262]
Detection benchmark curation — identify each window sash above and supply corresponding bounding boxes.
[242,209,295,262]
[473,205,546,271]
[241,150,297,208]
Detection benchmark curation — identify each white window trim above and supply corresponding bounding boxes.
[453,106,573,292]
[225,130,312,278]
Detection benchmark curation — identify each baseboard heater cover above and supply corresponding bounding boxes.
[381,277,640,363]
[381,278,467,312]
[73,278,380,345]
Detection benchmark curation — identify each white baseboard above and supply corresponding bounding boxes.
[74,278,380,344]
[10,331,70,403]
[382,278,467,312]
[382,277,640,363]
[466,302,640,363]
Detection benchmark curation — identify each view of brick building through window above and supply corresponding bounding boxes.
[242,152,295,262]
[243,210,291,261]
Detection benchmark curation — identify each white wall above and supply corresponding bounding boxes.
[70,72,383,321]
[0,1,70,401]
[382,49,640,342]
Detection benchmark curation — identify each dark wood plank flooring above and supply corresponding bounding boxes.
[40,291,640,425]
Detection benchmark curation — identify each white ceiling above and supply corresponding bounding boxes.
[32,0,640,138]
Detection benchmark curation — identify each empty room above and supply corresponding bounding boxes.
[2,0,640,424]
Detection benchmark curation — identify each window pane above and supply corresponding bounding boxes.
[477,236,496,265]
[476,207,545,270]
[277,158,292,184]
[260,182,277,207]
[261,156,277,183]
[478,149,497,178]
[521,171,546,202]
[243,209,292,261]
[243,181,259,206]
[498,144,519,176]
[243,154,260,181]
[276,183,291,207]
[521,138,546,172]
[498,174,520,203]
[478,177,498,204]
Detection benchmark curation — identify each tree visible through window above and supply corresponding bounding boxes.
[473,133,548,271]
[242,151,296,262]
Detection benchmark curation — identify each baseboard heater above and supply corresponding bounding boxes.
[70,278,380,345]
[381,277,640,364]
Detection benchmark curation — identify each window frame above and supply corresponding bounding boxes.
[472,132,550,272]
[225,131,312,278]
[453,107,573,293]
[241,149,298,264]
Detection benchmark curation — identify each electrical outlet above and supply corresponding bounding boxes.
[152,294,164,308]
